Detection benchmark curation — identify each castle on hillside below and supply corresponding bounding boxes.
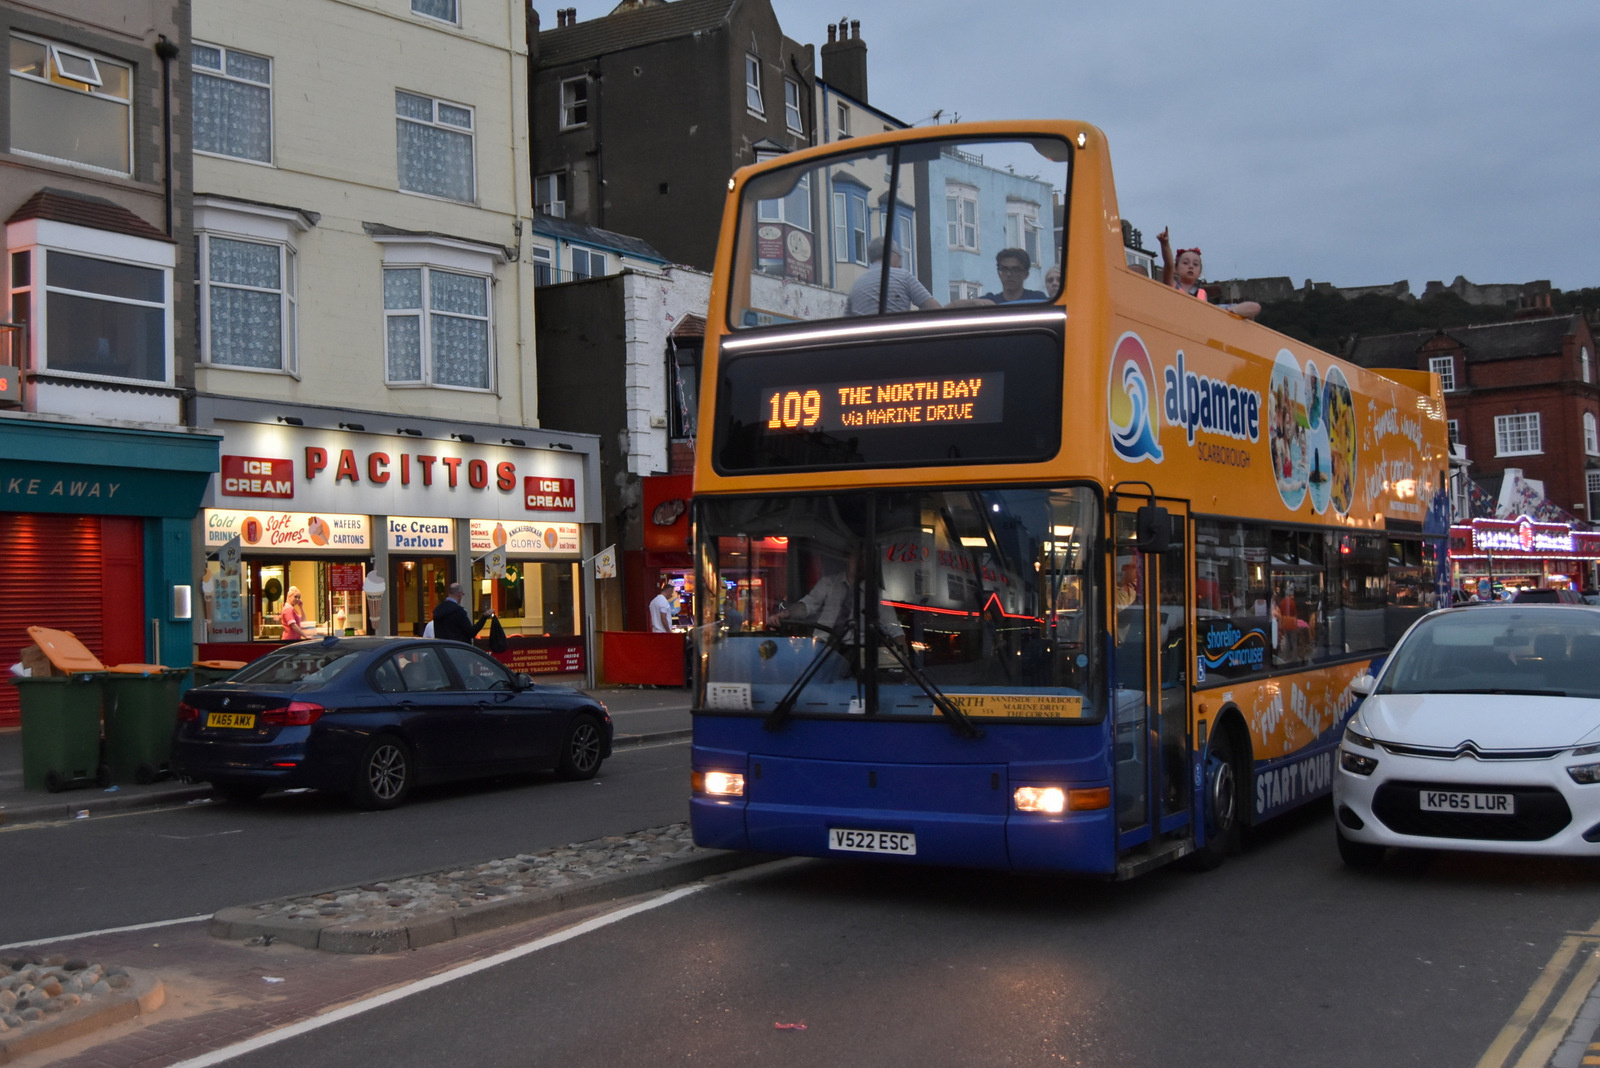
[1204,274,1553,308]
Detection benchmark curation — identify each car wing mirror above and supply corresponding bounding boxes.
[1349,673,1377,696]
[513,672,535,691]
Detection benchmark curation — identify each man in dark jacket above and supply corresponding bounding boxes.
[432,581,490,644]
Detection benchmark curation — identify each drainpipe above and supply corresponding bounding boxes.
[155,35,179,236]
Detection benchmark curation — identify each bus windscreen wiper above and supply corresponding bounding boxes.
[764,622,853,732]
[871,622,984,739]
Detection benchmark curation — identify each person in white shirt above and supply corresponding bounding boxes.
[648,580,676,632]
[773,555,904,647]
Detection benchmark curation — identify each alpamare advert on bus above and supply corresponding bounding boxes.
[1107,330,1440,522]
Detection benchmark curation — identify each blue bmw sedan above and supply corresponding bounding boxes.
[172,637,612,809]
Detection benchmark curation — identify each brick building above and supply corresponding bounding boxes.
[1347,314,1599,522]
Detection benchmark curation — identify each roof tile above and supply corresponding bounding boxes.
[6,188,171,243]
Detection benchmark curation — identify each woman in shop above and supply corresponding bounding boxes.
[280,586,314,640]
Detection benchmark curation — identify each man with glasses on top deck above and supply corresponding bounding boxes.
[980,247,1048,305]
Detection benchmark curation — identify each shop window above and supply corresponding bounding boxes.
[9,33,132,175]
[9,243,171,385]
[204,557,370,642]
[471,558,581,636]
[396,90,475,203]
[193,43,272,163]
[383,265,491,390]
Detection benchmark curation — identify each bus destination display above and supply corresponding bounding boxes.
[761,373,1004,433]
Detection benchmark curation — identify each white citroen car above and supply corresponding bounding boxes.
[1334,604,1600,866]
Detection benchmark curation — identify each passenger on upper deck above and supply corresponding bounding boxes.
[979,248,1048,305]
[847,238,942,316]
[1156,228,1261,320]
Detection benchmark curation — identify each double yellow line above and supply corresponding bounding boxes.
[1478,917,1600,1068]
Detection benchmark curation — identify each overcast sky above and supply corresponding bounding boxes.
[551,1,1599,292]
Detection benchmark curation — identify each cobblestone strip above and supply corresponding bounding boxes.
[209,823,761,952]
[0,958,163,1062]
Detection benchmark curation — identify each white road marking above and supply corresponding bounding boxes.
[0,914,210,951]
[164,883,707,1067]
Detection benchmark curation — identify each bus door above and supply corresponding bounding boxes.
[1112,499,1192,852]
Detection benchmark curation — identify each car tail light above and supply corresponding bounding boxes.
[177,701,200,722]
[261,701,324,727]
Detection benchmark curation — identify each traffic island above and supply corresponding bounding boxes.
[209,823,767,953]
[0,957,163,1064]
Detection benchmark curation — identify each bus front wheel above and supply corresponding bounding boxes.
[1191,730,1242,871]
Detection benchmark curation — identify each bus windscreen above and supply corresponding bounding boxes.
[729,136,1071,330]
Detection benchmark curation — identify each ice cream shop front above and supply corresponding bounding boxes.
[191,403,600,680]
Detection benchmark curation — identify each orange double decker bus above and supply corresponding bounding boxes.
[688,121,1450,876]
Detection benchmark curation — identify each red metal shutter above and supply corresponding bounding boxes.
[0,515,119,728]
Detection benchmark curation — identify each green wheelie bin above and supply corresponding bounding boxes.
[102,664,190,785]
[13,673,108,792]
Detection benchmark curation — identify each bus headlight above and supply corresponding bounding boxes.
[1013,786,1110,813]
[1014,786,1065,813]
[692,770,745,797]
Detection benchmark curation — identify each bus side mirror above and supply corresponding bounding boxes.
[1135,505,1170,553]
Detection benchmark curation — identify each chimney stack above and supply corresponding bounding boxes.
[820,17,868,103]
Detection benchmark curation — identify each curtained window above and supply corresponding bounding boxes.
[384,266,490,389]
[200,235,293,370]
[193,43,271,163]
[396,91,475,203]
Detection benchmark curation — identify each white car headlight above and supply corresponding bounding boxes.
[1342,721,1376,750]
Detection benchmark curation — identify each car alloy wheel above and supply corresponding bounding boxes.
[558,715,604,780]
[353,735,412,809]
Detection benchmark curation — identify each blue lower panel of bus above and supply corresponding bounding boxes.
[692,717,1119,875]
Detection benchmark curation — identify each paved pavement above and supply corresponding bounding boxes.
[0,680,692,827]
